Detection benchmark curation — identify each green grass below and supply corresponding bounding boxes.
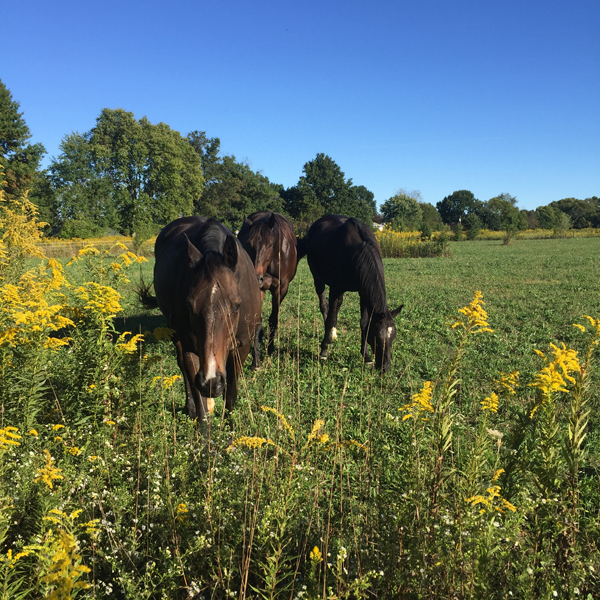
[4,236,600,599]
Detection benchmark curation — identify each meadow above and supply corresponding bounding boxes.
[1,236,600,599]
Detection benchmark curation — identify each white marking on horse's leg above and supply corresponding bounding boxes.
[331,327,337,341]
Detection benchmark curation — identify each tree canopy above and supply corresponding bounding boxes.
[0,79,45,204]
[436,190,479,224]
[380,192,423,230]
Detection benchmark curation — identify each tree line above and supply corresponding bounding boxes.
[1,79,597,240]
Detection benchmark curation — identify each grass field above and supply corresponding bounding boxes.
[2,236,600,599]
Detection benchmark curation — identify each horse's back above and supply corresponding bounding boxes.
[304,215,374,290]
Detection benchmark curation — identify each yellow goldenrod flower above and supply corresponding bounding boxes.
[153,327,176,340]
[227,436,275,452]
[261,406,295,442]
[35,450,63,489]
[400,381,434,421]
[28,429,38,436]
[52,424,65,431]
[452,291,494,334]
[481,392,499,412]
[495,371,519,395]
[115,331,144,354]
[309,546,323,562]
[0,426,21,450]
[176,503,189,522]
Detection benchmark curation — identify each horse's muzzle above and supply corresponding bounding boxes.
[195,371,225,398]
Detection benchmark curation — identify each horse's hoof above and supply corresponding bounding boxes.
[319,355,328,361]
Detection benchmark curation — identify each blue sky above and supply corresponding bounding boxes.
[5,0,599,210]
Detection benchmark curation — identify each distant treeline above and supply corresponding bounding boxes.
[1,79,597,240]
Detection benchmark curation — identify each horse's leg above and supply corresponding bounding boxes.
[174,339,197,418]
[314,277,328,321]
[360,304,374,364]
[268,278,287,355]
[180,349,210,423]
[320,290,344,360]
[250,321,262,370]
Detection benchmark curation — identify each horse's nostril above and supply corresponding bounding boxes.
[258,275,264,286]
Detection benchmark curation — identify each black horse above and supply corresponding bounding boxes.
[142,217,262,421]
[298,215,402,371]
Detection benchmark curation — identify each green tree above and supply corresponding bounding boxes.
[535,205,561,229]
[41,109,204,235]
[195,156,284,231]
[487,193,521,244]
[464,212,482,239]
[0,79,46,203]
[284,154,375,226]
[436,190,478,224]
[380,192,423,230]
[420,202,442,231]
[548,197,599,229]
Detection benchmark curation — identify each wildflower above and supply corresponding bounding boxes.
[35,450,64,489]
[261,406,295,442]
[226,436,275,452]
[176,503,189,522]
[28,429,38,436]
[496,371,519,395]
[310,546,323,562]
[153,327,176,340]
[52,424,65,431]
[466,484,516,514]
[115,331,144,354]
[400,381,434,421]
[481,392,499,412]
[0,426,21,450]
[451,291,494,334]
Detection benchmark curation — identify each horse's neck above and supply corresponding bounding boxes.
[356,246,388,314]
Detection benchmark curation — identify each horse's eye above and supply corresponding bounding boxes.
[232,302,241,314]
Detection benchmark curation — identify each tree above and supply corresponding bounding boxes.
[284,153,375,226]
[548,197,599,229]
[464,213,482,239]
[436,190,478,224]
[380,192,423,230]
[487,193,522,244]
[195,156,284,231]
[420,202,443,231]
[0,79,46,203]
[41,109,204,235]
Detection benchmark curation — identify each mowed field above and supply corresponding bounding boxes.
[5,236,600,599]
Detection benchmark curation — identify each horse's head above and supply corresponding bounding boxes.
[184,234,242,398]
[367,305,403,372]
[240,213,277,293]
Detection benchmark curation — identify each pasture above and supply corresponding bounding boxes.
[2,237,600,599]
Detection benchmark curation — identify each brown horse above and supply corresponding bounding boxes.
[297,214,402,371]
[238,211,297,359]
[149,216,262,420]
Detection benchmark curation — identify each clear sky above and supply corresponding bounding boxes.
[5,0,599,211]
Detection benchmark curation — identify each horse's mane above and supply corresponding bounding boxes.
[350,219,388,313]
[246,214,279,246]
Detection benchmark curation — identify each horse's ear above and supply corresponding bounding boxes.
[390,305,403,318]
[185,234,203,268]
[268,212,277,228]
[244,217,253,228]
[223,235,238,270]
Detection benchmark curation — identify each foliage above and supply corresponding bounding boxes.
[283,153,376,228]
[38,109,204,236]
[2,186,600,599]
[464,212,482,239]
[380,192,423,231]
[436,189,479,224]
[0,80,46,205]
[194,155,284,231]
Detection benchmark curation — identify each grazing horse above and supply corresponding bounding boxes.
[150,216,262,420]
[238,211,298,358]
[297,214,402,371]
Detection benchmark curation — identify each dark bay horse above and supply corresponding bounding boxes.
[238,211,297,358]
[297,214,402,371]
[150,216,262,420]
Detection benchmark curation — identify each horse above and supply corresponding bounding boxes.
[237,211,298,359]
[145,216,262,421]
[297,214,402,371]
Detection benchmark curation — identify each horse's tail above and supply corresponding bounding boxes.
[137,278,158,309]
[296,236,309,262]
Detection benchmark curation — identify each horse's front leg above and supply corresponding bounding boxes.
[268,277,286,355]
[250,321,263,370]
[360,305,374,364]
[320,290,344,360]
[175,339,199,418]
